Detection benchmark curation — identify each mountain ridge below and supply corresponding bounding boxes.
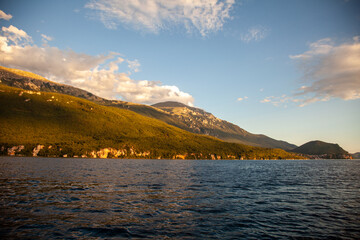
[0,66,108,103]
[0,66,297,150]
[1,66,352,159]
[0,83,302,159]
[152,101,297,150]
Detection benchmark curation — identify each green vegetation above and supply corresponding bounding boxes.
[0,65,106,103]
[0,66,49,82]
[352,152,360,159]
[291,140,352,159]
[151,101,297,150]
[0,66,297,151]
[0,84,302,159]
[292,140,348,155]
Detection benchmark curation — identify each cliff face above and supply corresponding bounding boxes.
[0,144,301,160]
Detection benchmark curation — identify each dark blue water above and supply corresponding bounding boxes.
[0,157,359,239]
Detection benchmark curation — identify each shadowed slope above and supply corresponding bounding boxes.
[292,141,349,155]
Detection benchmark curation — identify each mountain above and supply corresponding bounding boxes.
[0,83,302,160]
[152,101,297,150]
[351,152,360,159]
[0,66,107,103]
[291,140,352,159]
[0,66,296,150]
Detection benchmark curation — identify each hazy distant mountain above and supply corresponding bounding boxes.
[291,140,352,159]
[152,101,297,150]
[351,152,360,159]
[0,66,296,150]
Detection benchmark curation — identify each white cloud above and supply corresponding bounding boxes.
[0,24,194,106]
[260,97,271,103]
[290,36,360,105]
[85,0,235,36]
[0,10,12,21]
[241,26,268,43]
[126,59,140,73]
[41,34,53,44]
[260,95,296,107]
[116,78,194,106]
[263,37,360,108]
[2,25,32,45]
[237,96,248,101]
[290,38,333,59]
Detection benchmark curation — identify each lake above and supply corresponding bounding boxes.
[0,157,359,239]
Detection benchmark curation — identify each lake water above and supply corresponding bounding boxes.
[0,157,359,239]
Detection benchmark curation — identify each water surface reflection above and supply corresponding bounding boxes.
[0,158,359,239]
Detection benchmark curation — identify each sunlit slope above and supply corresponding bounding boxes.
[0,66,297,151]
[152,101,297,150]
[0,66,106,103]
[0,84,301,159]
[0,66,49,81]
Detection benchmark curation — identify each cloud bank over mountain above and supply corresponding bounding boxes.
[0,12,194,106]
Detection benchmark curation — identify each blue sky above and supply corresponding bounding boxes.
[0,0,359,152]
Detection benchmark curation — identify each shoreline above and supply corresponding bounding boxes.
[2,156,355,160]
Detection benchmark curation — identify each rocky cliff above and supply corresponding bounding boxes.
[152,101,297,150]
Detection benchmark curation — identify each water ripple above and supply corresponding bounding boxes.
[0,158,360,239]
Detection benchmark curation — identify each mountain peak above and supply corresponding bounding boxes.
[152,100,297,150]
[152,101,189,108]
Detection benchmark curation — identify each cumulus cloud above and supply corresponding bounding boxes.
[2,25,32,45]
[85,0,235,36]
[241,26,268,43]
[0,10,12,21]
[116,78,194,105]
[290,37,360,105]
[0,24,194,106]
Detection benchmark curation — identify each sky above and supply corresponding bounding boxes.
[0,0,359,153]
